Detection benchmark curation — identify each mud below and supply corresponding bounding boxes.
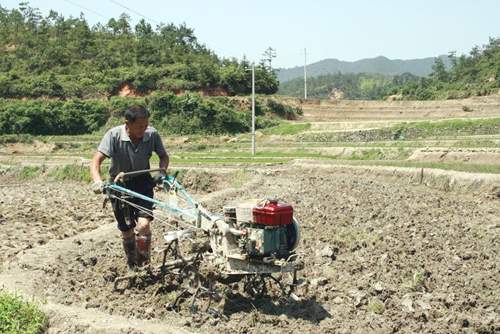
[1,167,499,333]
[0,181,110,268]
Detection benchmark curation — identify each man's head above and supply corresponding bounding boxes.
[124,105,150,140]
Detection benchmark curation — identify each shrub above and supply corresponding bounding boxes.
[266,99,303,119]
[0,99,109,135]
[0,94,288,136]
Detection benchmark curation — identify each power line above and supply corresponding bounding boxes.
[108,0,160,25]
[61,0,109,20]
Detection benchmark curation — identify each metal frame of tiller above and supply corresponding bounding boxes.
[105,168,302,300]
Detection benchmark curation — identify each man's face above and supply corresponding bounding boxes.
[125,117,149,140]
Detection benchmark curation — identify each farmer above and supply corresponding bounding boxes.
[90,105,169,268]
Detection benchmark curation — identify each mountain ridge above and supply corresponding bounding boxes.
[277,55,451,82]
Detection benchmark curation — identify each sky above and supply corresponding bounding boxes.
[1,0,499,68]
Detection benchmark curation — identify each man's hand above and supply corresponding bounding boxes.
[152,170,166,185]
[92,180,105,194]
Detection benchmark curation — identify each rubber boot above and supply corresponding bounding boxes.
[136,233,152,267]
[122,235,137,269]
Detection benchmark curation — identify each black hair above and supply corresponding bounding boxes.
[124,105,150,122]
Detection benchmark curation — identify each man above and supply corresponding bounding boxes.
[90,105,169,268]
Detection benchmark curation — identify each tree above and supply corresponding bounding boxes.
[262,47,276,71]
[0,3,280,98]
[431,58,448,82]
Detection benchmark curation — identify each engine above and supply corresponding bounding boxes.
[222,199,300,260]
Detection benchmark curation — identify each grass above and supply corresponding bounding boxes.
[47,164,92,182]
[176,150,325,159]
[294,138,500,148]
[4,150,499,176]
[394,117,500,131]
[18,166,44,179]
[312,159,500,174]
[0,290,47,334]
[391,117,500,138]
[298,118,500,143]
[2,118,498,175]
[172,157,291,164]
[261,122,311,135]
[5,163,100,182]
[0,134,35,144]
[163,157,500,174]
[170,149,338,164]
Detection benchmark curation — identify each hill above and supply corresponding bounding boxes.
[279,72,418,100]
[277,55,451,82]
[279,38,499,100]
[0,4,301,136]
[391,37,499,100]
[0,4,278,99]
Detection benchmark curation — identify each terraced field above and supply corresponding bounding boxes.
[0,95,499,333]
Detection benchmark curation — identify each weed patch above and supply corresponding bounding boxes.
[0,134,34,144]
[18,166,44,180]
[0,290,47,334]
[47,164,91,182]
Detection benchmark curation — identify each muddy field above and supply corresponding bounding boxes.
[1,166,499,333]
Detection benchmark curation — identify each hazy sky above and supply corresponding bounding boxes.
[1,0,499,68]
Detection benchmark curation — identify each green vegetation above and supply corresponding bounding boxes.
[0,290,47,334]
[177,150,311,157]
[47,164,91,182]
[279,38,499,100]
[0,4,278,98]
[5,163,98,182]
[391,118,500,138]
[279,72,407,99]
[265,99,303,119]
[172,157,290,164]
[0,134,34,144]
[391,38,500,100]
[17,166,43,179]
[277,55,448,82]
[0,4,302,136]
[0,93,301,135]
[299,118,500,142]
[0,98,108,135]
[262,122,311,135]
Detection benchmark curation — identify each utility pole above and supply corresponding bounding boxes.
[251,62,256,156]
[304,48,307,100]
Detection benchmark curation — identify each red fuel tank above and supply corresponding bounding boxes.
[252,200,293,226]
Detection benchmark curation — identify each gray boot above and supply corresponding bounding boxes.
[136,233,152,267]
[122,235,137,268]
